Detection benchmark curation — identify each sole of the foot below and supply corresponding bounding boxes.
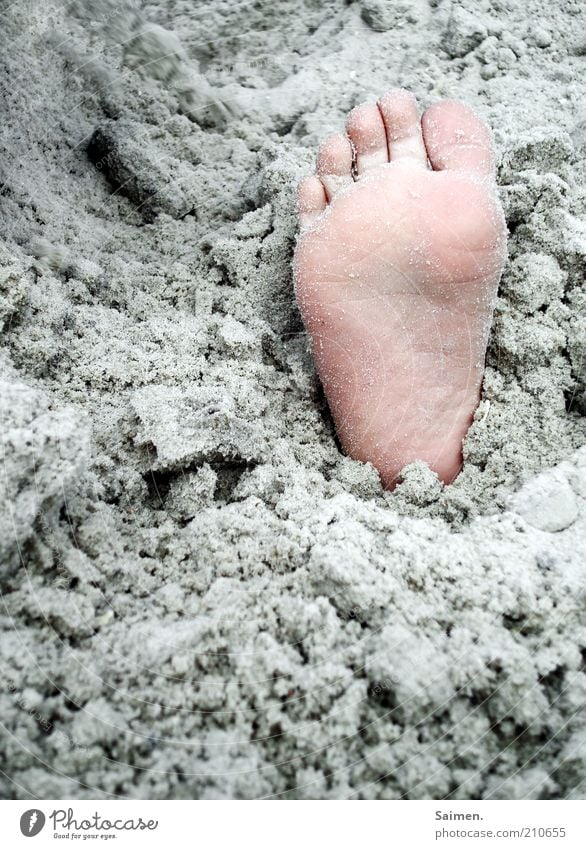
[293,89,507,489]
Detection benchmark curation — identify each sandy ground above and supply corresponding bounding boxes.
[0,0,585,799]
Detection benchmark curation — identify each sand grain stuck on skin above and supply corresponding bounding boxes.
[0,0,585,801]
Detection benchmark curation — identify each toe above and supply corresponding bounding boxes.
[345,102,388,176]
[297,175,327,231]
[316,133,353,200]
[377,89,428,167]
[421,100,495,177]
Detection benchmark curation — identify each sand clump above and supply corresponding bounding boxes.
[0,0,585,799]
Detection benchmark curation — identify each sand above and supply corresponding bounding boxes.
[0,0,585,799]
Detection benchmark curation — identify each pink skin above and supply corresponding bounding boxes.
[294,89,507,489]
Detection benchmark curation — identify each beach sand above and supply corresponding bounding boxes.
[1,0,585,799]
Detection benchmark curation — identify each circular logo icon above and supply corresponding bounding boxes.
[20,810,45,837]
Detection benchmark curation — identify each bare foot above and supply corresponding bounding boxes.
[294,89,507,489]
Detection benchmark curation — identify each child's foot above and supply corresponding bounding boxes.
[294,89,507,489]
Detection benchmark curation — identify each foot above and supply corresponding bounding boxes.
[293,89,507,489]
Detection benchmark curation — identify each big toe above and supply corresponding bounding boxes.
[422,100,495,177]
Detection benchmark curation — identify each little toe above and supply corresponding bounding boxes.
[377,89,428,167]
[316,133,353,200]
[297,175,327,231]
[422,100,495,177]
[345,102,388,176]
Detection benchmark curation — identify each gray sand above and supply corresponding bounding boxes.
[0,0,585,799]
